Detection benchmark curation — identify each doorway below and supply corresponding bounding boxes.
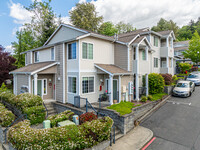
[113,79,118,100]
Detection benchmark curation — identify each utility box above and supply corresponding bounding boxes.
[43,120,51,129]
[73,115,79,125]
[57,120,75,127]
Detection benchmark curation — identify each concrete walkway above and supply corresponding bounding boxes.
[108,126,153,150]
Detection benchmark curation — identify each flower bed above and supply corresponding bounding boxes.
[80,112,98,124]
[47,110,75,127]
[0,103,15,127]
[8,117,113,150]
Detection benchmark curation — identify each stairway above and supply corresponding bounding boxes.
[43,101,57,117]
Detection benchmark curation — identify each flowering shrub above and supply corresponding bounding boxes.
[161,74,173,85]
[0,103,15,127]
[0,90,15,105]
[47,110,75,127]
[8,117,113,150]
[80,112,98,124]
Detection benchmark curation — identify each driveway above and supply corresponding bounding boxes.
[141,86,200,150]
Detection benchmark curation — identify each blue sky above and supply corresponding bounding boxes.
[1,0,200,53]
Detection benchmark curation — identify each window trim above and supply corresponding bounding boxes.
[34,51,39,63]
[67,42,77,61]
[81,75,95,95]
[82,42,94,60]
[25,53,27,65]
[32,79,47,97]
[67,75,77,94]
[51,47,55,61]
[154,57,158,68]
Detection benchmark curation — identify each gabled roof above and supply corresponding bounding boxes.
[95,64,131,75]
[174,46,188,51]
[118,34,139,43]
[10,61,58,75]
[157,30,176,40]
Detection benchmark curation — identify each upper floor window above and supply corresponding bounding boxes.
[51,48,55,61]
[68,43,76,60]
[142,50,146,60]
[35,51,39,62]
[154,36,159,47]
[68,76,77,93]
[82,42,93,59]
[154,58,158,68]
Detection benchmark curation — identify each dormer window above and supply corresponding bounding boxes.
[51,48,55,61]
[35,51,39,62]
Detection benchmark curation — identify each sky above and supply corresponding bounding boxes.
[0,0,200,53]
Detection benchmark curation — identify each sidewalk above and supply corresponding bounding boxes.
[108,126,153,150]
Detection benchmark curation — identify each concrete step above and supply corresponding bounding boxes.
[2,143,9,150]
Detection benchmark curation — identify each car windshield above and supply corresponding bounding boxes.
[176,83,189,88]
[188,74,198,78]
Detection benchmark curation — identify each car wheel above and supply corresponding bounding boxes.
[189,92,192,97]
[193,87,195,92]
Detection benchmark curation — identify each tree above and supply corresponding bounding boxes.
[115,21,135,34]
[183,31,200,64]
[0,46,16,86]
[177,26,193,41]
[178,63,192,73]
[98,22,118,36]
[69,2,103,32]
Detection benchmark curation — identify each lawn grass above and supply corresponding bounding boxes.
[107,101,141,116]
[151,93,167,101]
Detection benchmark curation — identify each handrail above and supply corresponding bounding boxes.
[43,102,48,119]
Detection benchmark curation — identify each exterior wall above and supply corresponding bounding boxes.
[79,37,114,72]
[47,26,85,45]
[114,43,128,70]
[138,50,152,74]
[121,75,133,101]
[16,74,29,95]
[39,66,57,74]
[34,47,53,63]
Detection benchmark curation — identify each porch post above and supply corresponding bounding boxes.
[34,74,38,95]
[146,74,149,96]
[171,58,174,75]
[118,75,121,103]
[13,74,16,95]
[28,75,31,93]
[171,38,173,48]
[109,75,113,105]
[145,46,148,61]
[135,74,139,101]
[166,37,169,47]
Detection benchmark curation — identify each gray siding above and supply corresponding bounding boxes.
[47,26,85,45]
[114,43,128,70]
[16,74,29,95]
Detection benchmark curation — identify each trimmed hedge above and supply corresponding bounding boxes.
[149,73,165,94]
[47,110,75,127]
[8,117,113,150]
[0,103,15,127]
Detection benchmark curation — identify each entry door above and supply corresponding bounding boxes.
[113,80,118,100]
[37,80,42,97]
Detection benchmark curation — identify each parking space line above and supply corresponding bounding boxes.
[167,100,191,106]
[142,137,156,150]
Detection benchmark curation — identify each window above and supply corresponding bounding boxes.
[35,51,39,62]
[154,36,159,47]
[68,77,76,93]
[51,48,55,61]
[154,58,158,68]
[82,42,93,59]
[82,77,94,94]
[25,54,27,65]
[142,50,146,60]
[43,79,47,95]
[68,43,76,59]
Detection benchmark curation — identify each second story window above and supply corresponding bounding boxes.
[82,42,93,59]
[35,51,39,62]
[68,42,76,60]
[142,50,146,60]
[154,36,159,47]
[154,58,158,68]
[51,48,55,61]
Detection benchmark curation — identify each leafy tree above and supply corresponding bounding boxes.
[69,2,103,32]
[115,21,135,34]
[183,31,200,64]
[0,46,16,86]
[178,63,192,73]
[98,22,118,36]
[177,26,193,41]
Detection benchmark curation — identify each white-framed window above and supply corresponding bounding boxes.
[154,58,158,68]
[68,76,77,93]
[51,47,55,61]
[35,51,39,62]
[43,79,47,95]
[68,42,76,60]
[82,42,93,59]
[142,50,146,60]
[154,36,159,47]
[82,76,94,94]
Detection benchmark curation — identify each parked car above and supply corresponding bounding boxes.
[186,72,200,86]
[172,80,195,97]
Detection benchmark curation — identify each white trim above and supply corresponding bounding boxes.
[94,64,113,76]
[109,75,113,105]
[28,75,31,93]
[78,40,81,96]
[33,74,38,96]
[13,74,17,95]
[76,33,91,40]
[67,75,77,94]
[51,47,55,61]
[30,52,32,64]
[81,75,95,95]
[67,42,77,61]
[63,43,65,103]
[115,41,127,45]
[127,46,130,71]
[31,62,58,75]
[118,76,121,103]
[54,74,56,101]
[25,54,27,66]
[34,51,39,63]
[138,37,151,48]
[128,34,140,45]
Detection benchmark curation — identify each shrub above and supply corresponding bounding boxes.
[149,73,165,94]
[179,63,192,73]
[172,75,178,81]
[0,83,7,92]
[0,103,15,127]
[47,110,75,127]
[8,117,113,150]
[147,95,153,101]
[161,74,173,85]
[141,96,147,103]
[80,112,98,124]
[151,93,167,101]
[0,90,15,105]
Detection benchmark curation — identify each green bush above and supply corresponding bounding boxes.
[149,73,165,94]
[161,74,173,85]
[0,103,15,127]
[179,63,192,73]
[107,101,141,116]
[172,75,178,81]
[147,95,153,101]
[0,91,15,105]
[151,93,167,101]
[24,106,45,125]
[141,96,147,102]
[47,110,75,127]
[8,117,113,150]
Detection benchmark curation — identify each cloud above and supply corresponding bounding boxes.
[79,0,86,3]
[61,16,70,24]
[92,0,200,28]
[5,45,14,55]
[9,0,33,24]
